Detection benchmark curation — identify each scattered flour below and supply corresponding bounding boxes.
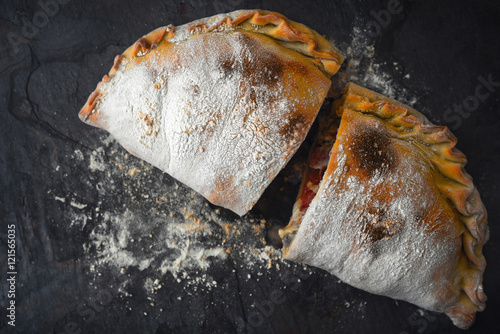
[70,199,87,209]
[83,205,281,274]
[54,196,66,203]
[73,149,84,161]
[89,147,107,171]
[74,134,284,295]
[336,26,419,108]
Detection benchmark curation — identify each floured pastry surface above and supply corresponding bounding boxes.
[79,10,344,216]
[281,83,488,328]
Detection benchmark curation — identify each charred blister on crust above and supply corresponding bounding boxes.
[348,123,397,177]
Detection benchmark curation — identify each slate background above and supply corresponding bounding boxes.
[1,0,499,333]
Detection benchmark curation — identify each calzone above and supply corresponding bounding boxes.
[280,83,488,328]
[79,10,344,216]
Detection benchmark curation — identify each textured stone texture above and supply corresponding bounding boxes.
[0,0,499,333]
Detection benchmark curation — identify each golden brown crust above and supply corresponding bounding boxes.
[79,10,344,123]
[339,82,488,328]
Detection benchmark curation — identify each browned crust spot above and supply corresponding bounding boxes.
[360,207,403,243]
[279,114,308,141]
[348,123,397,177]
[218,32,284,88]
[187,10,344,76]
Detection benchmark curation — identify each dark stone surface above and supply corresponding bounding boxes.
[1,0,499,333]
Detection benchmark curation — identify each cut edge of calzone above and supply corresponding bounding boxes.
[280,82,488,328]
[78,10,344,216]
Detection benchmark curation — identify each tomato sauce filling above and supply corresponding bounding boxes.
[279,116,339,244]
[299,166,325,211]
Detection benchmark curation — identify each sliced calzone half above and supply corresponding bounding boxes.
[280,82,489,328]
[79,9,344,216]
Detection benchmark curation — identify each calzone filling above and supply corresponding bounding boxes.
[279,111,340,247]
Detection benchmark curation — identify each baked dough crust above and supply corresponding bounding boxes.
[282,82,488,328]
[79,10,344,216]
